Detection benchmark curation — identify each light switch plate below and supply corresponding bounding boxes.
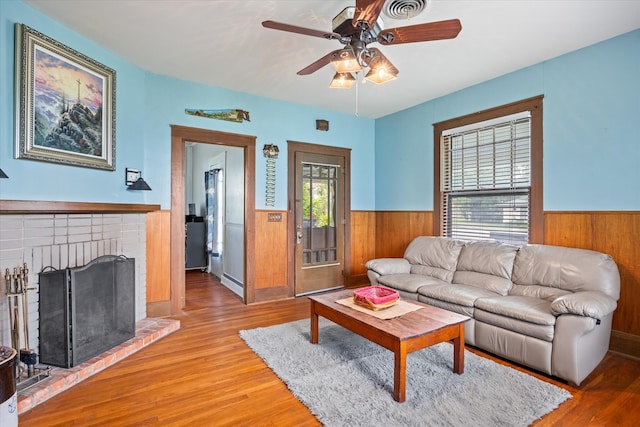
[267,213,282,222]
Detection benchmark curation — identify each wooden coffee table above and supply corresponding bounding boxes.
[308,289,469,402]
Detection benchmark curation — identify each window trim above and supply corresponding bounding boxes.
[433,95,544,243]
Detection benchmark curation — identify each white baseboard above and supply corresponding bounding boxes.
[221,274,244,300]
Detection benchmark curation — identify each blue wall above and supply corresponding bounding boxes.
[2,0,638,213]
[142,73,375,210]
[375,29,640,211]
[0,0,148,205]
[0,0,375,210]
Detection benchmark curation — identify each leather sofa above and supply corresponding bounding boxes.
[365,236,620,385]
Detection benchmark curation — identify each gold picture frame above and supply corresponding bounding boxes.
[14,24,116,170]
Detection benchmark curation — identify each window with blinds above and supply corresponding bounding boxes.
[441,112,531,245]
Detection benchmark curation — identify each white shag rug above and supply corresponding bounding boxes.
[240,318,571,427]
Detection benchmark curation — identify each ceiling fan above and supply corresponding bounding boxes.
[262,0,462,88]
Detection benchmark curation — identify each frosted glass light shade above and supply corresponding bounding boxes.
[329,72,356,89]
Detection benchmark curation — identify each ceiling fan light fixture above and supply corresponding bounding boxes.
[329,72,356,89]
[364,66,397,84]
[331,48,362,73]
[262,2,462,93]
[364,57,398,84]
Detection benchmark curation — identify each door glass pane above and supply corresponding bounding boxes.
[302,163,337,266]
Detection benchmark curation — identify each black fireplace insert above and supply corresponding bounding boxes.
[38,255,135,368]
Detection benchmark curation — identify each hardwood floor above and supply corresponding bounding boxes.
[19,272,640,426]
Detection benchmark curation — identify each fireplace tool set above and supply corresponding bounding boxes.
[4,263,50,392]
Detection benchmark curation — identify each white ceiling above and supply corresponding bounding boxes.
[22,0,640,119]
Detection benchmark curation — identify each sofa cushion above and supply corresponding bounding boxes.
[403,237,464,282]
[512,244,620,300]
[456,241,519,279]
[417,283,500,308]
[377,274,449,294]
[474,295,556,342]
[475,296,556,326]
[452,241,518,295]
[418,295,476,318]
[509,284,572,301]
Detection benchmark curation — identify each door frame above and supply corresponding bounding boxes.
[287,141,351,296]
[170,125,256,312]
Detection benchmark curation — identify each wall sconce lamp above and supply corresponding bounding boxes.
[0,168,8,179]
[125,168,152,191]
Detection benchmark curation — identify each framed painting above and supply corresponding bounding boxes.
[14,24,116,170]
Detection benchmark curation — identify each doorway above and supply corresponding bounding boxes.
[287,141,351,296]
[184,145,245,298]
[170,125,256,312]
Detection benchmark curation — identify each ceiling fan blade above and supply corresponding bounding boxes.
[262,20,340,40]
[297,50,340,75]
[353,0,386,30]
[377,19,462,45]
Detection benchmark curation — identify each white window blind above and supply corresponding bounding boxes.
[441,113,531,245]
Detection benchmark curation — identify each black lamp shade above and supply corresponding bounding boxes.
[127,177,151,190]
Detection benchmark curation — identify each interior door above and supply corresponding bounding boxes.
[294,151,345,296]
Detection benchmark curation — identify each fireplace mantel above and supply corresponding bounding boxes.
[0,200,160,214]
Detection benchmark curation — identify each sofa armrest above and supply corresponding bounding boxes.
[550,291,617,320]
[365,258,411,276]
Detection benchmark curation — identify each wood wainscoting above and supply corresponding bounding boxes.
[146,210,171,316]
[374,210,434,258]
[348,211,376,286]
[254,210,289,301]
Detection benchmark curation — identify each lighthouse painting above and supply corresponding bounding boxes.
[33,48,104,155]
[15,24,116,170]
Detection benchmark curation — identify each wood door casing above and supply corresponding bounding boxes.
[170,125,256,309]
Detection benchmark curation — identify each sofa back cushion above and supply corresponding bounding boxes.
[512,244,620,300]
[404,237,464,283]
[452,241,519,295]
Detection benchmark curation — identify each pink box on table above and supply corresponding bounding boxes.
[353,286,399,310]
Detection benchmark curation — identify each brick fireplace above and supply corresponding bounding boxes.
[0,201,179,413]
[0,211,148,348]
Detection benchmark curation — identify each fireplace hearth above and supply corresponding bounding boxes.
[38,255,135,368]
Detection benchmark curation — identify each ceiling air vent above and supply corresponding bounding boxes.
[383,0,428,20]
